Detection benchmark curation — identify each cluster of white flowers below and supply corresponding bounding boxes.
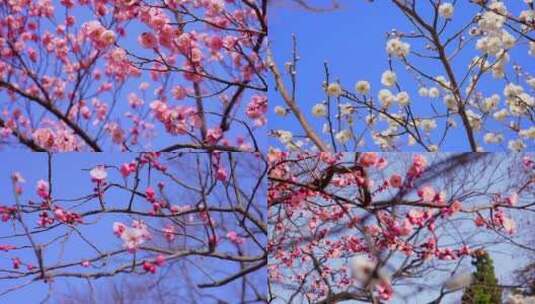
[475,2,519,57]
[469,50,510,79]
[508,139,526,152]
[396,91,410,106]
[336,129,352,144]
[438,3,454,19]
[493,108,508,121]
[276,130,293,145]
[326,82,343,97]
[418,87,440,99]
[378,89,395,108]
[484,132,504,144]
[339,103,354,117]
[381,70,397,87]
[355,80,370,94]
[312,103,328,117]
[465,110,482,131]
[480,94,500,112]
[421,119,437,133]
[350,255,390,285]
[442,94,459,111]
[274,105,287,117]
[275,129,305,150]
[503,83,534,117]
[269,0,533,153]
[506,293,535,304]
[386,37,411,58]
[519,126,535,139]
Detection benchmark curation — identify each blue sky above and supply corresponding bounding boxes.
[0,152,267,303]
[268,0,534,152]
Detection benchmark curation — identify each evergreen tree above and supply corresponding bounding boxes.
[461,250,502,304]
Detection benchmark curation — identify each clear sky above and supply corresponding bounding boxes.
[268,0,534,152]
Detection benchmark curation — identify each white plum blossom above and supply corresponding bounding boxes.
[386,37,410,58]
[506,293,535,304]
[350,255,376,281]
[466,110,482,131]
[267,0,533,153]
[418,87,429,97]
[504,83,524,98]
[493,109,508,121]
[381,70,397,87]
[355,80,370,94]
[443,94,457,111]
[519,127,535,139]
[277,130,293,145]
[339,103,354,117]
[502,217,517,234]
[326,83,343,97]
[274,106,287,117]
[421,119,437,133]
[508,139,526,152]
[395,91,410,106]
[312,103,328,117]
[350,255,391,287]
[438,3,454,19]
[335,129,351,144]
[378,89,395,108]
[90,165,107,181]
[481,94,500,112]
[484,132,504,144]
[428,87,440,98]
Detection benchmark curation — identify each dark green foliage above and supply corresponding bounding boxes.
[461,251,502,304]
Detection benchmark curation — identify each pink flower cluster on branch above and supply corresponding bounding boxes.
[0,0,267,152]
[0,151,267,302]
[268,151,534,302]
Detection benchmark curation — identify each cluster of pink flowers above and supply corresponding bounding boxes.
[53,207,82,225]
[407,154,428,180]
[81,20,116,49]
[32,126,81,152]
[38,211,54,227]
[113,220,152,252]
[120,161,137,177]
[268,152,528,302]
[358,152,387,168]
[246,95,268,126]
[36,180,50,200]
[149,100,198,135]
[142,255,166,274]
[144,186,170,215]
[0,0,266,151]
[0,205,17,222]
[212,153,228,182]
[0,244,16,252]
[226,231,244,245]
